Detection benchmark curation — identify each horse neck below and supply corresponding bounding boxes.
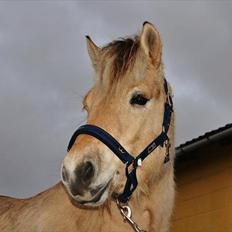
[43,183,149,230]
[43,167,173,231]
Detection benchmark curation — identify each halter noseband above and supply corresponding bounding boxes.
[67,78,173,203]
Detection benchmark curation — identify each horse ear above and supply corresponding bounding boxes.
[140,22,162,68]
[86,36,101,71]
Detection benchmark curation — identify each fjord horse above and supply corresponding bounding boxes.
[0,22,175,232]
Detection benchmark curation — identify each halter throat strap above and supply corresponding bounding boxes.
[67,78,173,203]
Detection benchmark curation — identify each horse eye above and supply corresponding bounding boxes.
[130,94,149,106]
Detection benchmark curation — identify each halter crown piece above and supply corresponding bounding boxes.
[67,78,173,203]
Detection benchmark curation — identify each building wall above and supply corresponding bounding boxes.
[171,142,232,232]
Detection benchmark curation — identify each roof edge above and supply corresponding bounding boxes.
[176,123,232,156]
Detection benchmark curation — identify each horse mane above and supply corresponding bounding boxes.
[102,36,140,83]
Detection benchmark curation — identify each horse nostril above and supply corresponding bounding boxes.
[69,161,95,196]
[77,161,95,184]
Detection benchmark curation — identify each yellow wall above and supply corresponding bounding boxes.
[171,143,232,232]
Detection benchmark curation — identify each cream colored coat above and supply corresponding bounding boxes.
[0,22,175,232]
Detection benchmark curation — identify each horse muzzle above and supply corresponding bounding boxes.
[61,161,113,206]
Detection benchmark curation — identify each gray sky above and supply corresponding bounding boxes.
[0,1,231,198]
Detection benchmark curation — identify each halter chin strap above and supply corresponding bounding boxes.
[67,78,173,203]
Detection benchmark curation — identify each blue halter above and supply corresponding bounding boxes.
[67,78,173,203]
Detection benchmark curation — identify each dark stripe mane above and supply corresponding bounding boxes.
[102,36,139,83]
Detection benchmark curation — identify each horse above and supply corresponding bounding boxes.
[0,21,175,232]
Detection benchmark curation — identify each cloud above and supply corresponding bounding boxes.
[0,1,231,197]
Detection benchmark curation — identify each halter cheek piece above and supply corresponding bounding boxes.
[67,78,173,203]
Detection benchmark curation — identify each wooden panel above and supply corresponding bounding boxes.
[176,147,232,186]
[172,144,232,232]
[172,207,232,232]
[177,167,232,202]
[173,185,232,221]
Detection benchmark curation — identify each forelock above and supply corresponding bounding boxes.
[101,36,140,84]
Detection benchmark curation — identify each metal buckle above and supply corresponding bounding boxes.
[164,139,170,152]
[164,138,171,163]
[116,199,147,232]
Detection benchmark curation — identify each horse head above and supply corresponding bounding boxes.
[61,22,174,207]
